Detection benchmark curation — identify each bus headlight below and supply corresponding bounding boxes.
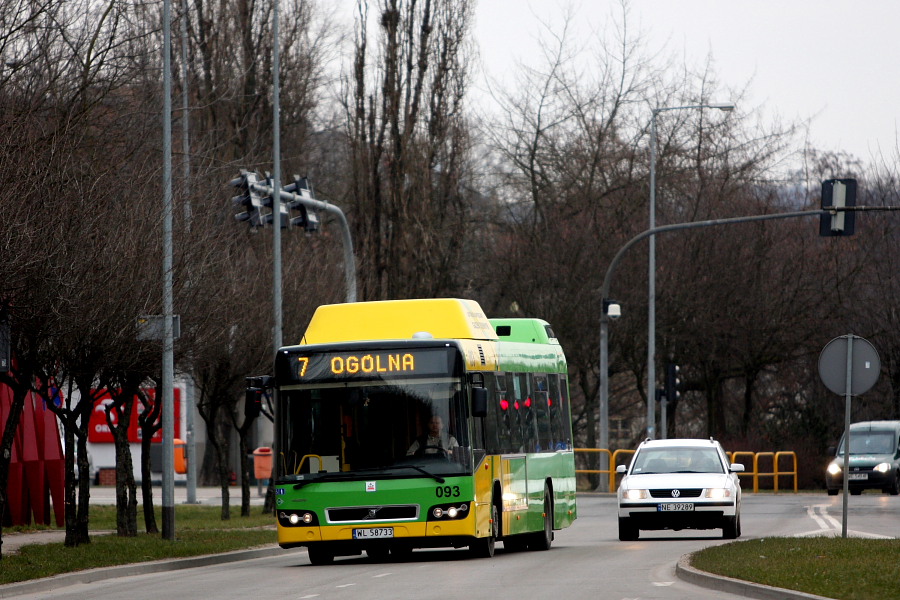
[278,511,318,527]
[429,502,470,521]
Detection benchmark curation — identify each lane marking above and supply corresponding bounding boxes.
[373,573,393,578]
[801,504,892,539]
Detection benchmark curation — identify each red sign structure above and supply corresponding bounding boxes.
[88,388,182,444]
[0,382,65,527]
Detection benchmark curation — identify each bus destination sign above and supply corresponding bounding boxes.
[288,348,454,382]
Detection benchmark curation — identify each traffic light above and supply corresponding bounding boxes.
[230,171,262,227]
[244,387,262,420]
[259,177,290,228]
[244,376,273,421]
[284,175,320,232]
[819,178,857,236]
[664,362,680,404]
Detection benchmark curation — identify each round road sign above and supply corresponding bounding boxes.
[818,335,880,396]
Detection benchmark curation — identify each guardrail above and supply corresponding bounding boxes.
[574,448,798,493]
[728,450,799,493]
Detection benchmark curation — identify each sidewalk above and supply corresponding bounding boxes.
[87,484,269,506]
[3,485,269,555]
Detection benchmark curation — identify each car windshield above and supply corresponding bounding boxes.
[630,447,724,474]
[838,431,896,455]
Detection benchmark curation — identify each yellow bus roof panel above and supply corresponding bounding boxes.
[301,299,499,344]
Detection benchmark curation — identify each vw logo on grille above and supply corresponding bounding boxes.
[671,489,681,498]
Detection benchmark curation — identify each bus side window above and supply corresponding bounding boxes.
[548,375,563,449]
[482,373,502,454]
[558,375,573,449]
[510,373,526,452]
[533,374,552,452]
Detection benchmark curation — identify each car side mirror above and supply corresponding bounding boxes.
[729,463,745,473]
[616,465,627,474]
[827,446,836,456]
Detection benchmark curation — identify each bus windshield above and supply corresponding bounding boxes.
[278,377,472,480]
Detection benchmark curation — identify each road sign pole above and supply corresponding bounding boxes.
[841,336,853,538]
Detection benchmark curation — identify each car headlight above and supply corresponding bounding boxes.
[826,462,842,476]
[623,489,648,500]
[874,462,891,473]
[704,488,732,499]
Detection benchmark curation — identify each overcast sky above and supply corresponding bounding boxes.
[473,0,900,164]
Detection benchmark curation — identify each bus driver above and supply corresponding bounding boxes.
[407,415,459,457]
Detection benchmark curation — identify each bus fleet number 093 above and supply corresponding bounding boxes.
[435,485,461,498]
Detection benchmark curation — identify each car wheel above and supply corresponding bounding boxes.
[889,473,900,496]
[618,517,639,541]
[827,488,839,496]
[722,514,740,539]
[307,545,334,565]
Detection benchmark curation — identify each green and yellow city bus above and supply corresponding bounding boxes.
[272,298,576,564]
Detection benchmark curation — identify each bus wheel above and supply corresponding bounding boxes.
[529,488,553,551]
[470,502,498,558]
[307,545,334,565]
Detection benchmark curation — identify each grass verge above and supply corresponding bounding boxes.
[1,505,277,585]
[691,537,900,600]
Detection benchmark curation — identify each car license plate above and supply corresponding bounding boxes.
[658,503,694,512]
[848,473,868,480]
[353,527,394,539]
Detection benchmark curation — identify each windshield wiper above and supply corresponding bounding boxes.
[291,465,445,489]
[291,472,359,490]
[392,465,445,483]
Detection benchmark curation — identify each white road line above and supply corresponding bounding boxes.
[372,573,393,578]
[335,583,357,588]
[806,504,831,531]
[802,504,892,539]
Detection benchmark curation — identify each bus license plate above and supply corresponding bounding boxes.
[849,473,868,480]
[658,503,694,512]
[353,527,394,539]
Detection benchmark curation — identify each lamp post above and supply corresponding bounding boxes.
[647,102,733,440]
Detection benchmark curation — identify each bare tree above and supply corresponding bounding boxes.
[343,0,476,300]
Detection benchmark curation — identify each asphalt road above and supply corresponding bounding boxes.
[4,492,898,600]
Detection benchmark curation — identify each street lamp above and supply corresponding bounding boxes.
[647,102,733,439]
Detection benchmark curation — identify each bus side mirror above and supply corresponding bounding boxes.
[472,387,487,418]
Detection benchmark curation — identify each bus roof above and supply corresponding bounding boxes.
[490,318,558,345]
[300,299,499,344]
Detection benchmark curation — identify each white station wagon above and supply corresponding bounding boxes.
[616,438,743,541]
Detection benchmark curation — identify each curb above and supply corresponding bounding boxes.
[675,552,833,600]
[0,546,303,598]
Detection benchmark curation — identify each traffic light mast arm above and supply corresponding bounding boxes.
[251,182,357,303]
[600,209,828,303]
